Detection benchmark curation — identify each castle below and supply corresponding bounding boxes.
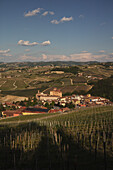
[36,88,62,101]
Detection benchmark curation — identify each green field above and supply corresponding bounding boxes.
[0,106,113,170]
[1,88,38,97]
[0,112,60,123]
[0,63,113,100]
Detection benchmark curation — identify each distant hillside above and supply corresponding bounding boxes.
[0,61,100,67]
[51,66,82,75]
[88,75,113,101]
[1,88,38,97]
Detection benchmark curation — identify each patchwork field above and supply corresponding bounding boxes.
[0,63,113,101]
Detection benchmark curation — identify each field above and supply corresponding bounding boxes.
[0,105,113,170]
[0,63,113,101]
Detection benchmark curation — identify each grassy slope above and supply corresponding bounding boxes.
[0,64,113,99]
[0,112,60,124]
[0,105,113,170]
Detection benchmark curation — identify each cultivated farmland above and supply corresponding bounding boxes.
[0,105,113,170]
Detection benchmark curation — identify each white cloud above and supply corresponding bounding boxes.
[70,52,113,62]
[0,49,12,57]
[51,16,73,24]
[79,15,84,19]
[112,37,113,39]
[18,51,113,62]
[20,54,37,61]
[41,52,113,62]
[99,50,105,53]
[70,52,94,62]
[0,49,10,54]
[1,53,12,57]
[42,54,48,60]
[41,40,51,46]
[41,54,69,61]
[42,11,54,16]
[18,40,51,47]
[51,19,60,24]
[18,40,39,46]
[49,11,54,15]
[24,8,42,17]
[60,16,73,22]
[81,51,88,53]
[42,11,49,16]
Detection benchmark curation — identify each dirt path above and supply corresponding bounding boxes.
[70,78,73,85]
[42,87,51,93]
[13,81,17,89]
[61,81,64,86]
[0,81,6,88]
[24,80,28,85]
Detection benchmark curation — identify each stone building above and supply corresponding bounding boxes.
[50,88,62,97]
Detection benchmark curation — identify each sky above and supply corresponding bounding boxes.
[0,0,113,62]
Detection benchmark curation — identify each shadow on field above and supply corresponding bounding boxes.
[0,123,113,170]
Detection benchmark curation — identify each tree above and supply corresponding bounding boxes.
[20,101,25,106]
[26,97,32,107]
[0,104,5,117]
[45,102,51,109]
[66,102,75,109]
[32,96,37,106]
[50,101,55,108]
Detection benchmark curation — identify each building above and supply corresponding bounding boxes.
[2,110,22,117]
[51,71,64,74]
[72,99,80,105]
[36,88,62,101]
[50,88,62,97]
[36,92,59,101]
[22,107,49,115]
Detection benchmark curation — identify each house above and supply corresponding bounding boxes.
[2,110,22,117]
[50,88,62,97]
[51,71,64,74]
[60,101,66,107]
[62,107,70,112]
[48,108,62,113]
[72,99,80,105]
[22,107,49,115]
[59,97,66,102]
[39,95,59,101]
[36,89,62,101]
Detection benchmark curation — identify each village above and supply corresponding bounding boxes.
[1,87,112,118]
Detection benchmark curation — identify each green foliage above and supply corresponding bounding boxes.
[66,102,75,108]
[11,106,16,110]
[1,88,38,97]
[63,92,72,96]
[51,66,81,75]
[63,90,86,96]
[45,102,50,109]
[26,97,32,107]
[0,103,5,116]
[19,100,26,106]
[32,96,37,106]
[45,101,55,109]
[89,76,113,101]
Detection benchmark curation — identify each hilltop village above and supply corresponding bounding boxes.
[1,87,112,117]
[0,62,113,118]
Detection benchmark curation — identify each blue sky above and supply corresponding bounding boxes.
[0,0,113,62]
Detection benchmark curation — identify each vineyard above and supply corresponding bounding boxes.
[0,105,113,170]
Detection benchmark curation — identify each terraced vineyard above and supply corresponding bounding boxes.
[0,63,113,100]
[0,105,113,170]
